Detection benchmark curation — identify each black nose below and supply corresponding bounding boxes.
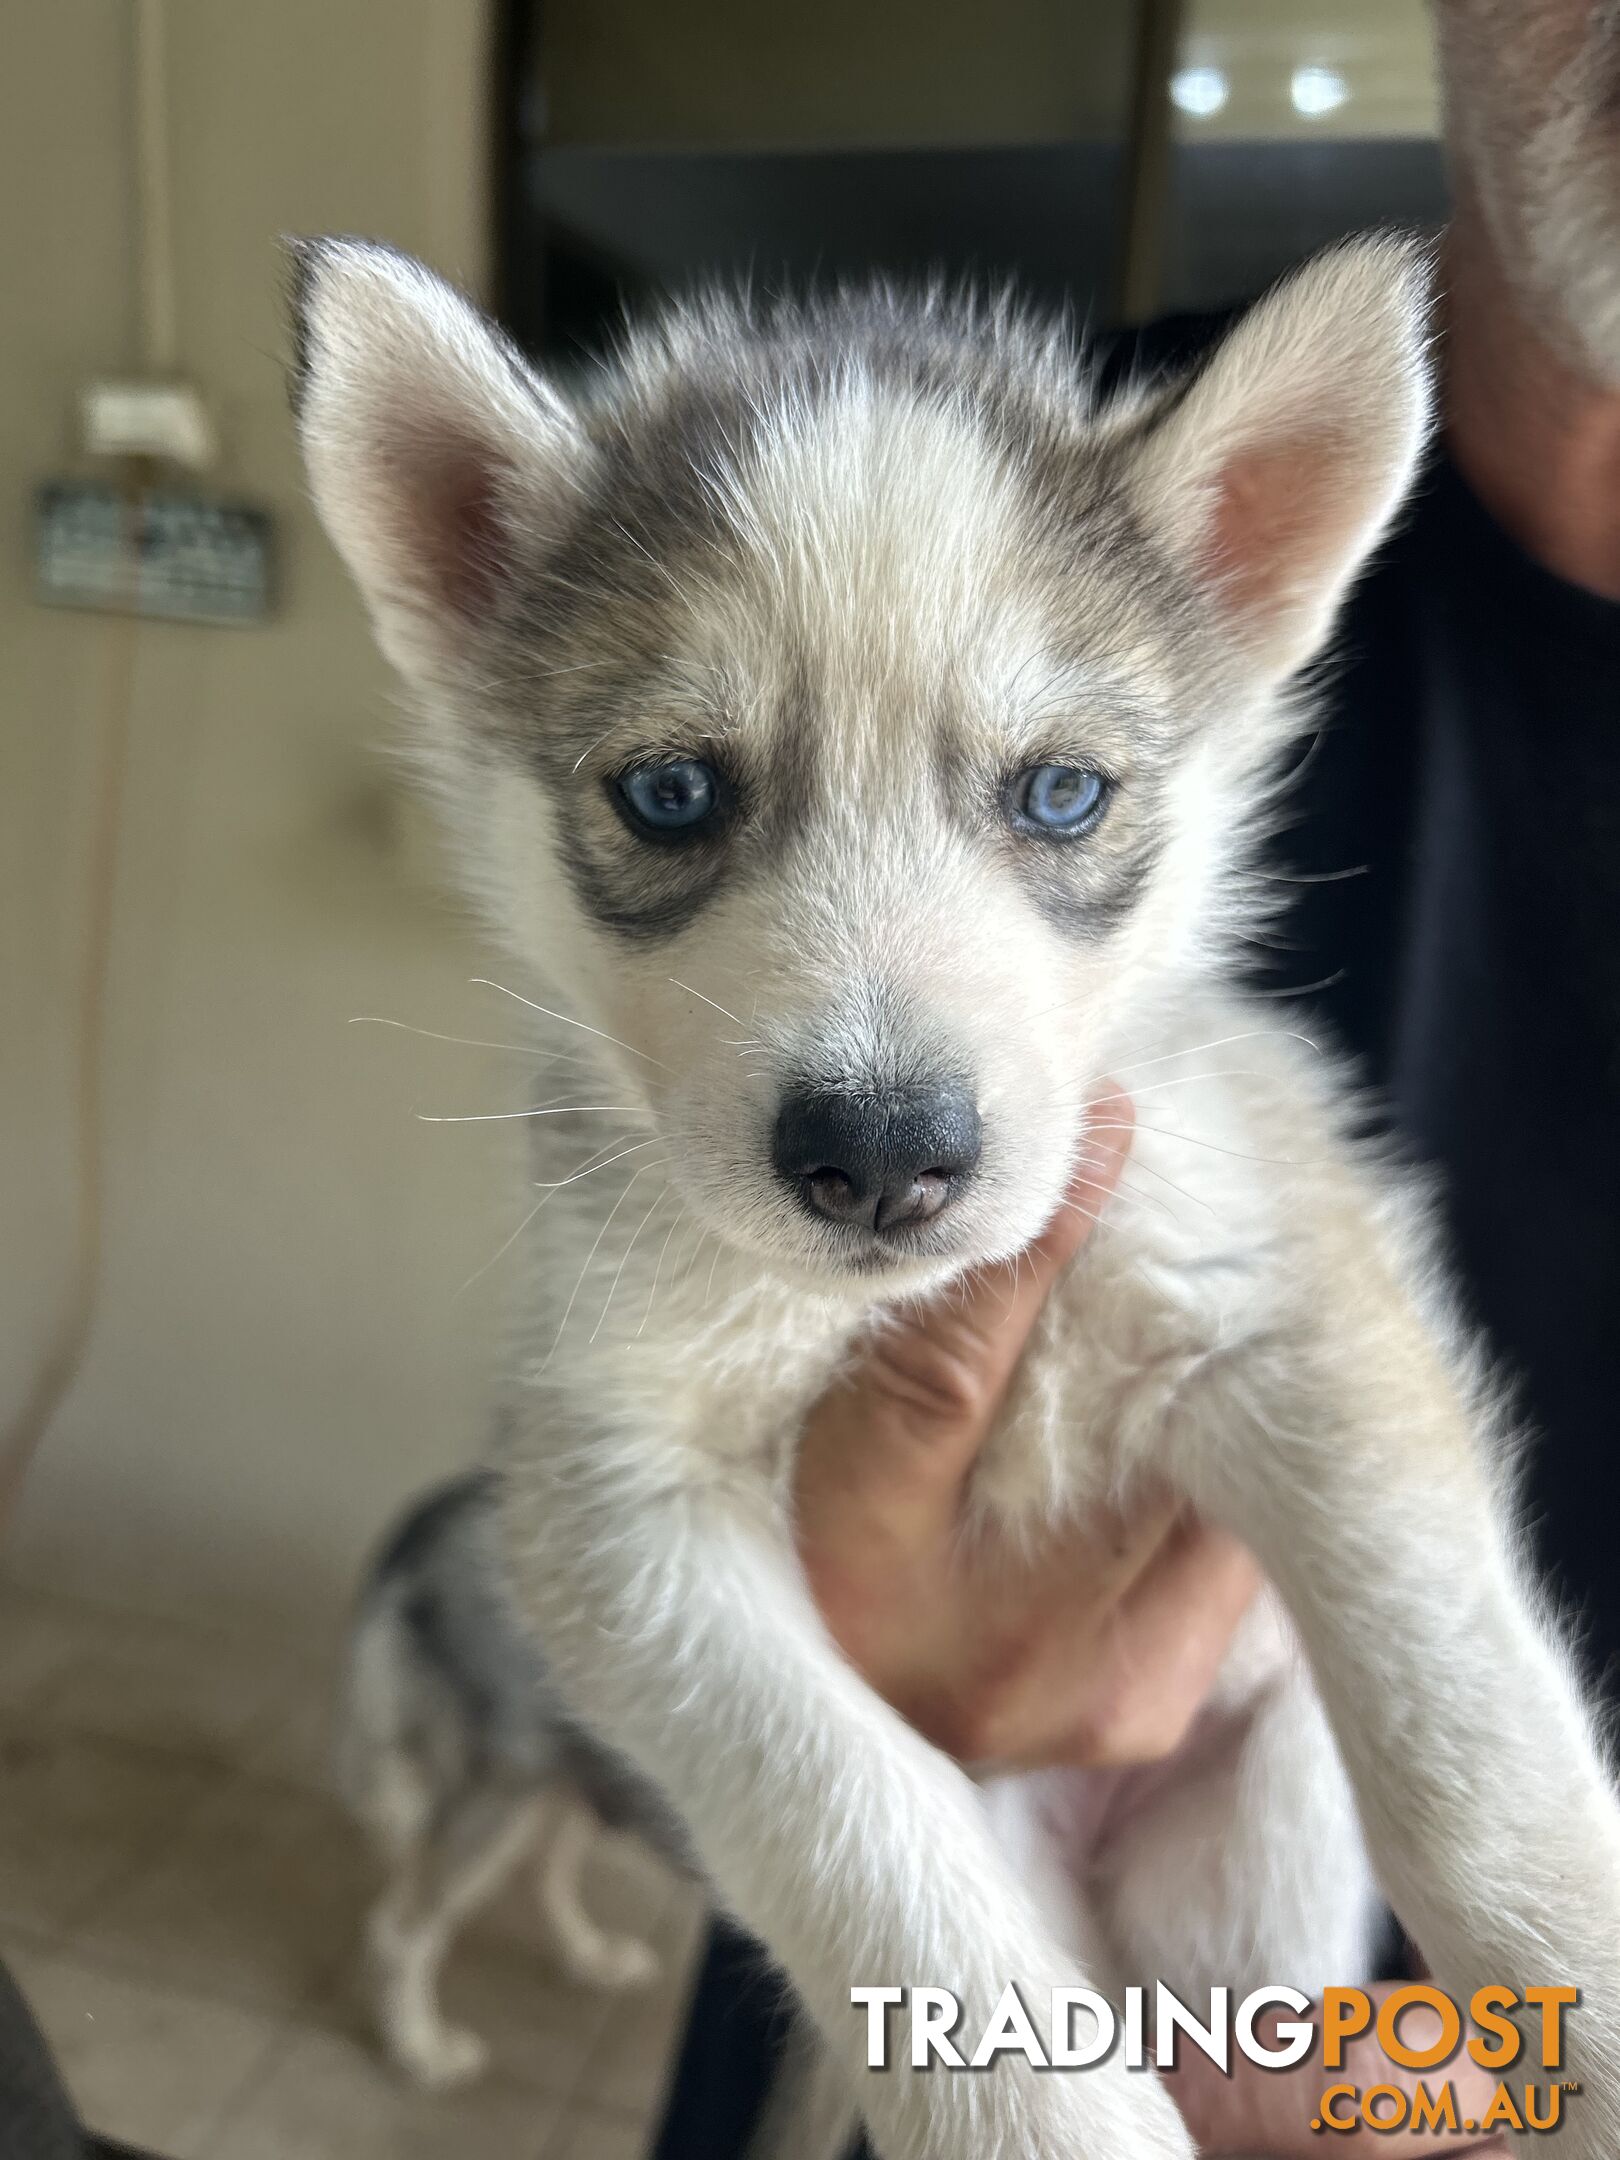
[772,1084,982,1233]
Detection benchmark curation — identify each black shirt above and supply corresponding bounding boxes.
[1288,450,1620,1695]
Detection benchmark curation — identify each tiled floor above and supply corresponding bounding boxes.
[0,1581,703,2158]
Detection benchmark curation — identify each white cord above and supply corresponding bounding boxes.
[134,0,177,373]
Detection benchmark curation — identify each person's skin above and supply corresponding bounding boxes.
[1444,208,1620,599]
[1436,0,1620,597]
[791,6,1618,2151]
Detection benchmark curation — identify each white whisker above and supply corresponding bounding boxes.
[1115,1158,1215,1215]
[1109,1029,1320,1079]
[678,1225,711,1292]
[1059,1067,1272,1108]
[1051,1197,1108,1229]
[455,1193,553,1299]
[531,1138,664,1190]
[349,1015,592,1061]
[1253,969,1346,1000]
[679,1214,713,1287]
[543,1162,666,1366]
[1088,1117,1305,1168]
[593,1186,671,1343]
[669,977,747,1027]
[418,1104,650,1125]
[455,1134,630,1298]
[1068,1171,1172,1221]
[471,979,672,1071]
[571,722,623,774]
[638,1204,687,1338]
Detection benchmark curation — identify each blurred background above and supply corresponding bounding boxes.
[1,4,1443,2153]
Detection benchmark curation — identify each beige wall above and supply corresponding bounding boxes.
[1,1,517,1639]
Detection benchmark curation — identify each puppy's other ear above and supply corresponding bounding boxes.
[1122,234,1434,681]
[287,238,585,677]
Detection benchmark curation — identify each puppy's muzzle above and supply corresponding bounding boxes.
[772,1083,981,1233]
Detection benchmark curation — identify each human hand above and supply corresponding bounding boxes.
[794,1088,1261,1770]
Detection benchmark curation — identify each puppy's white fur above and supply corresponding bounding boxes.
[293,235,1620,2159]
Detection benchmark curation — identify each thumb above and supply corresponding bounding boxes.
[799,1087,1134,1535]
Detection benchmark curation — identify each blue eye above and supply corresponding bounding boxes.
[1012,764,1109,834]
[617,758,721,836]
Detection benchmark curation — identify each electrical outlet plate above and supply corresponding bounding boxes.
[82,380,216,467]
[35,482,272,626]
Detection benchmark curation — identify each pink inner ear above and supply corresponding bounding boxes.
[1197,434,1353,630]
[402,430,509,622]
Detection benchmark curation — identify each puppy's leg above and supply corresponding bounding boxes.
[537,1787,660,1990]
[369,1785,542,2089]
[1097,1663,1368,2160]
[508,1472,1197,2160]
[1099,1608,1378,2003]
[1178,1322,1620,2160]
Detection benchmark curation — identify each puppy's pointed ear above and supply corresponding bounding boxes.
[1120,235,1434,681]
[287,238,586,676]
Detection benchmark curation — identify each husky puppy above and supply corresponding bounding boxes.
[338,1467,679,2088]
[291,234,1620,2160]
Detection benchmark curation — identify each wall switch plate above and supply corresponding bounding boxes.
[82,379,216,467]
[36,482,273,626]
